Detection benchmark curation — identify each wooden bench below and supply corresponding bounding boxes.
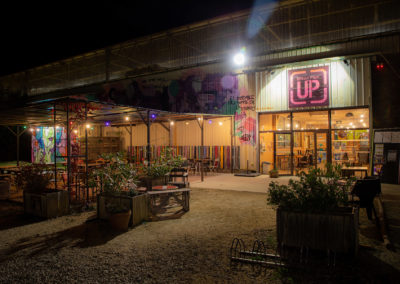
[147,188,190,221]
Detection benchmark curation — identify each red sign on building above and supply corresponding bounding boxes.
[288,66,329,108]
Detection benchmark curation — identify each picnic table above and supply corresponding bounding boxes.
[147,188,190,221]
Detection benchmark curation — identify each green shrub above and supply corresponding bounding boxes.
[267,164,354,213]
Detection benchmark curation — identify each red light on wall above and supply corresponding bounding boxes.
[376,63,384,70]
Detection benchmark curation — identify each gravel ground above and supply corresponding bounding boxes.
[0,189,399,283]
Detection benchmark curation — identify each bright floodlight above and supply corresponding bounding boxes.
[233,52,245,65]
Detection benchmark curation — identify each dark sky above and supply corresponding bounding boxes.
[0,0,255,76]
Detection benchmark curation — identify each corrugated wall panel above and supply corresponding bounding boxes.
[256,57,371,112]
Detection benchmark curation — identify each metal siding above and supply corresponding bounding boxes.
[256,57,371,112]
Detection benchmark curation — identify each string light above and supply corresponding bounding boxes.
[86,124,90,129]
[219,121,223,126]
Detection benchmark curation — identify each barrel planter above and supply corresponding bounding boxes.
[97,193,148,227]
[23,190,69,218]
[277,207,359,255]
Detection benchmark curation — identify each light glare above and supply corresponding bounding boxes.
[233,53,245,65]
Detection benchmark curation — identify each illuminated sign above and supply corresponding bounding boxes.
[288,66,329,108]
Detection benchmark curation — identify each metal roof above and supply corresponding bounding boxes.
[0,97,231,127]
[1,0,399,100]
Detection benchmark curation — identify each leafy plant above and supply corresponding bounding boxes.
[18,164,53,193]
[267,164,354,213]
[89,152,138,195]
[141,148,184,178]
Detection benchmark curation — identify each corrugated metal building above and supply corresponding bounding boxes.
[1,0,400,182]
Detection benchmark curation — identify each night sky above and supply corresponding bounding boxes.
[0,0,254,76]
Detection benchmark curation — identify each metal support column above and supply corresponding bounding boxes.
[146,110,151,168]
[85,102,89,205]
[66,100,71,195]
[54,102,57,190]
[5,126,27,167]
[290,112,294,175]
[200,115,204,181]
[130,122,133,162]
[16,126,20,167]
[231,116,234,173]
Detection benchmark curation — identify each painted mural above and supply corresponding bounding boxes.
[31,127,67,164]
[234,86,256,145]
[89,66,257,146]
[94,68,240,115]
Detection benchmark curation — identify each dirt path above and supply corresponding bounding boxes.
[0,188,399,283]
[0,189,278,283]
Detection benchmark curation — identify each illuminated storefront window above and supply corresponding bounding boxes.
[259,108,370,175]
[292,111,328,130]
[259,113,291,131]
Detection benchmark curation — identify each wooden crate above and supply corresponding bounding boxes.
[23,190,70,218]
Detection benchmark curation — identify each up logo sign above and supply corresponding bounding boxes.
[288,66,329,108]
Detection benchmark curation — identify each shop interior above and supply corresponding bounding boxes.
[259,108,370,175]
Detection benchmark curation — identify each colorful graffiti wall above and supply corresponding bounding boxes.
[89,65,257,147]
[31,127,67,164]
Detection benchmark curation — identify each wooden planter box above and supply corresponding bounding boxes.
[23,190,69,218]
[0,180,10,200]
[277,207,359,255]
[97,193,148,227]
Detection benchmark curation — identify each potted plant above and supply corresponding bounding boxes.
[267,164,358,255]
[269,167,279,178]
[19,164,69,218]
[92,152,148,228]
[139,148,184,190]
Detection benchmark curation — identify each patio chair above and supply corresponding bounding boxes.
[298,155,309,169]
[166,167,189,188]
[187,159,196,175]
[209,158,220,174]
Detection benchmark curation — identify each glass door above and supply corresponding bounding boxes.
[293,132,315,173]
[274,133,291,175]
[260,132,274,174]
[315,131,328,170]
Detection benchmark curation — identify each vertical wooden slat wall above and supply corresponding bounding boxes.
[256,57,371,112]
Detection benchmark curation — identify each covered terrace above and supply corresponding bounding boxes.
[0,97,236,204]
